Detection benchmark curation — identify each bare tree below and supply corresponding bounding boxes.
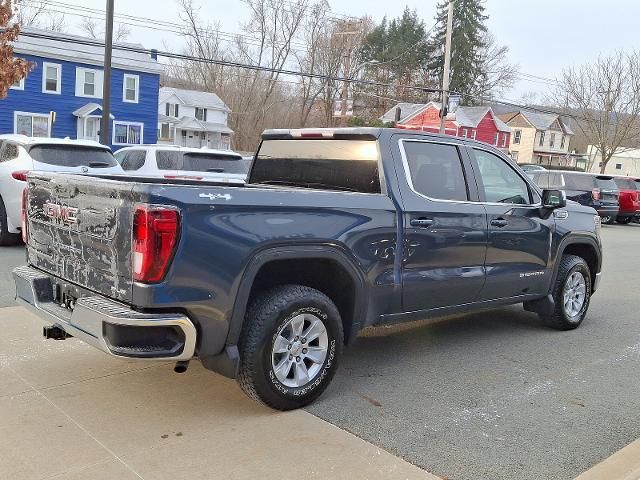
[79,17,131,42]
[473,32,519,103]
[552,51,640,173]
[13,0,65,31]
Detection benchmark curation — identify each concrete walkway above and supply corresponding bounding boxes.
[0,306,437,480]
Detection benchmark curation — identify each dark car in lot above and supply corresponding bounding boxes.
[612,176,640,224]
[531,170,619,223]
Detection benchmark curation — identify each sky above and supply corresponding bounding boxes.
[39,0,640,100]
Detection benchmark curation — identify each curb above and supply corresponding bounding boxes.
[576,439,640,480]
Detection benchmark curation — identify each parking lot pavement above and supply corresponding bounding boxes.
[307,224,640,480]
[0,306,435,480]
[0,244,24,307]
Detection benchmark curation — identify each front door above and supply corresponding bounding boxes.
[394,138,488,312]
[85,117,100,142]
[468,148,555,300]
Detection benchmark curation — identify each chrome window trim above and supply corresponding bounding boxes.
[398,138,478,205]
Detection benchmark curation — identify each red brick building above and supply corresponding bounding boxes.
[381,102,512,152]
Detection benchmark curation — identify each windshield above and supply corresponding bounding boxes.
[250,139,381,194]
[29,145,117,168]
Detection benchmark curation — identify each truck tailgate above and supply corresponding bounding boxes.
[26,173,137,303]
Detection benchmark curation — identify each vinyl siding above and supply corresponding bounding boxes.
[0,54,160,149]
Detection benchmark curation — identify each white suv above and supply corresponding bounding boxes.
[113,145,249,183]
[0,135,124,245]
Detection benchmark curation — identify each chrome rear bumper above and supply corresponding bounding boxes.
[13,266,196,361]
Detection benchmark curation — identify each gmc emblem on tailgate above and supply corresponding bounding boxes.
[44,202,79,224]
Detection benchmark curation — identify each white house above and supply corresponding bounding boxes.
[158,87,233,149]
[587,145,640,176]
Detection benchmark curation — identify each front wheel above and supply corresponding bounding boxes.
[540,254,592,330]
[616,216,633,224]
[601,215,615,225]
[237,284,343,410]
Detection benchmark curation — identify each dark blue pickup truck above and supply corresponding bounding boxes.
[14,128,603,410]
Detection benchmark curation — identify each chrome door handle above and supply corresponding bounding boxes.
[410,218,434,228]
[490,218,508,227]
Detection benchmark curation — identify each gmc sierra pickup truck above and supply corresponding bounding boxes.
[14,128,603,410]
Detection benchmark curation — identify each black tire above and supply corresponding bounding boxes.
[601,215,615,225]
[616,216,633,224]
[237,284,343,410]
[0,196,20,246]
[541,254,591,330]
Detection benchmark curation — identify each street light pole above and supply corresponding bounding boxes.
[100,0,115,145]
[439,1,454,134]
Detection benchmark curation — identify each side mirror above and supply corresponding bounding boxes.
[542,189,567,209]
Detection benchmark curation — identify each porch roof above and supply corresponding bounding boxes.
[175,117,234,134]
[73,103,114,119]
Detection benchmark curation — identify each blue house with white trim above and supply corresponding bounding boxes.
[1,27,162,150]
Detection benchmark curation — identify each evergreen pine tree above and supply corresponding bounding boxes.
[427,0,489,103]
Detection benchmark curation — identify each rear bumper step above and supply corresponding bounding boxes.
[13,266,196,361]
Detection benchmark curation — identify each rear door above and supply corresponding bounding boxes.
[468,148,554,300]
[394,137,488,312]
[154,150,181,179]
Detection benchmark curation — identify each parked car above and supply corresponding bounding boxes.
[530,170,619,224]
[15,128,603,410]
[612,176,640,224]
[114,145,248,183]
[0,134,123,245]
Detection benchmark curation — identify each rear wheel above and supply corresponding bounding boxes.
[601,215,615,225]
[0,196,20,246]
[237,284,343,410]
[541,254,591,330]
[616,216,633,224]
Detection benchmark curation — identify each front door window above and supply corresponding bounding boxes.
[85,118,101,141]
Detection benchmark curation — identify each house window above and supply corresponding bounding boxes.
[493,133,499,146]
[501,133,507,148]
[550,133,556,148]
[471,130,476,140]
[123,74,139,103]
[42,63,61,94]
[14,112,50,137]
[537,155,544,164]
[511,151,519,161]
[84,71,96,96]
[112,121,143,145]
[616,163,622,170]
[561,135,566,149]
[195,107,207,121]
[165,103,179,118]
[513,130,521,144]
[11,76,25,90]
[539,131,545,147]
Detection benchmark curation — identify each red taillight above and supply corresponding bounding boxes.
[591,188,601,201]
[132,205,180,283]
[22,188,28,243]
[12,170,29,182]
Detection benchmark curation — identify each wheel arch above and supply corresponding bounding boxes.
[553,235,601,293]
[226,245,368,348]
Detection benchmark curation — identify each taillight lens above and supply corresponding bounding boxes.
[12,170,29,181]
[22,188,28,243]
[132,205,180,283]
[591,188,601,201]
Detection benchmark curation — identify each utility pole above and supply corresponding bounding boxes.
[336,20,360,126]
[439,0,454,134]
[100,0,115,145]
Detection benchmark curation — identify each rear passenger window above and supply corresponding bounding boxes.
[121,151,146,171]
[402,141,468,201]
[472,149,531,204]
[156,151,181,170]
